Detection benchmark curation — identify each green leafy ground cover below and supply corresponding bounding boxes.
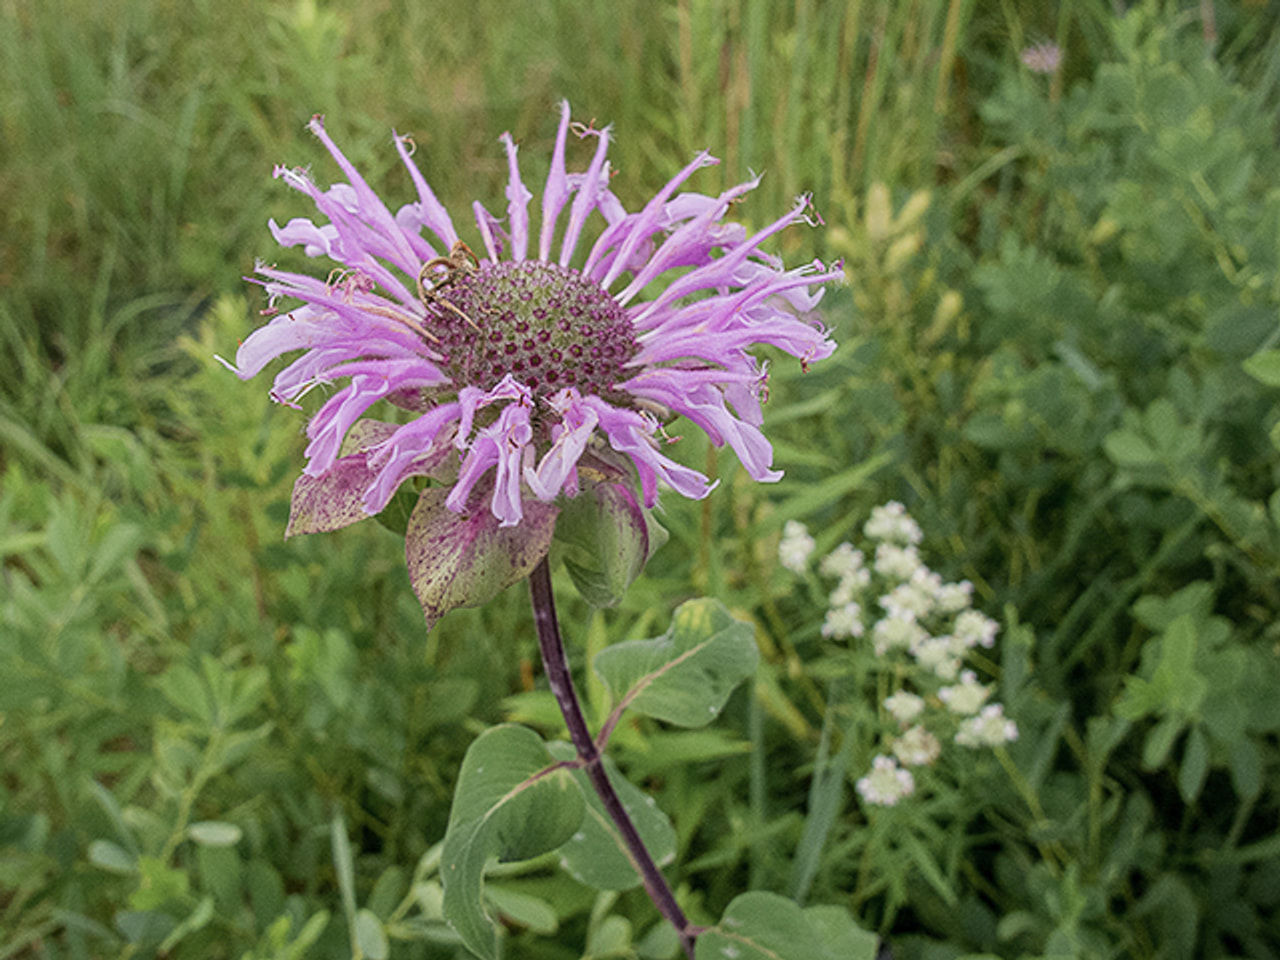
[3,0,1280,957]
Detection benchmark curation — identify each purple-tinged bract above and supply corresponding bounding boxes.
[233,103,838,578]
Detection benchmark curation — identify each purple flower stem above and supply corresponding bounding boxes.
[528,557,699,960]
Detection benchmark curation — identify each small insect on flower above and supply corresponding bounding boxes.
[418,240,482,331]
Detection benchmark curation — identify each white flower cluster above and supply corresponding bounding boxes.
[780,502,1019,808]
[778,520,817,574]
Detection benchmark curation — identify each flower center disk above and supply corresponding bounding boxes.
[428,260,637,398]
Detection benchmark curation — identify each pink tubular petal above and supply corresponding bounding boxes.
[307,116,420,273]
[612,179,760,306]
[454,375,531,450]
[538,101,573,263]
[447,400,533,526]
[501,132,532,261]
[624,372,782,482]
[393,131,459,251]
[559,129,612,267]
[361,402,462,513]
[630,274,837,364]
[524,393,598,500]
[269,217,340,258]
[585,397,716,506]
[626,189,804,312]
[233,312,329,380]
[303,374,399,476]
[490,406,533,524]
[472,200,504,262]
[593,152,721,288]
[274,170,419,302]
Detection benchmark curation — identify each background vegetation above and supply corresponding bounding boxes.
[3,0,1280,957]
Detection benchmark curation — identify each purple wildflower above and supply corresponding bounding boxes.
[1019,41,1062,75]
[233,103,838,534]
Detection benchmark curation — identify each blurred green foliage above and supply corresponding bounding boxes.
[4,0,1280,958]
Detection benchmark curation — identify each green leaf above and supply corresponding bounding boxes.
[901,832,957,906]
[405,484,558,630]
[86,779,142,864]
[555,480,663,608]
[156,663,214,726]
[130,856,190,911]
[371,483,420,538]
[484,885,559,935]
[593,598,758,728]
[246,859,286,922]
[188,821,242,847]
[88,839,136,875]
[354,908,389,960]
[804,905,879,960]
[1226,735,1262,799]
[1142,715,1185,769]
[87,521,143,584]
[158,895,215,954]
[587,914,633,956]
[288,912,332,959]
[1103,428,1159,468]
[197,844,242,912]
[547,743,677,891]
[116,910,178,946]
[623,729,753,779]
[695,892,874,960]
[1242,349,1280,387]
[368,866,407,919]
[440,725,585,960]
[331,812,358,929]
[1177,725,1209,802]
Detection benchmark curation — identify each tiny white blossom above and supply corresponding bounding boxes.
[819,542,865,580]
[1020,41,1062,75]
[892,725,942,767]
[956,704,1019,748]
[911,635,962,679]
[872,614,927,655]
[883,690,926,725]
[934,580,974,614]
[953,609,999,649]
[874,542,923,580]
[829,569,870,607]
[880,576,937,621]
[822,602,865,639]
[864,501,923,545]
[856,755,915,806]
[778,520,816,573]
[938,670,991,715]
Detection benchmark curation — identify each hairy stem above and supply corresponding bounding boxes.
[528,557,699,959]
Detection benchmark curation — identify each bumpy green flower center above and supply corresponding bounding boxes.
[427,261,637,398]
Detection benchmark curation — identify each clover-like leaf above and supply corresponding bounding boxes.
[440,725,585,960]
[593,598,758,729]
[405,483,558,630]
[546,742,676,891]
[695,892,877,960]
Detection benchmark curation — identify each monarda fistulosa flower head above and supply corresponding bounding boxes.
[230,102,841,626]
